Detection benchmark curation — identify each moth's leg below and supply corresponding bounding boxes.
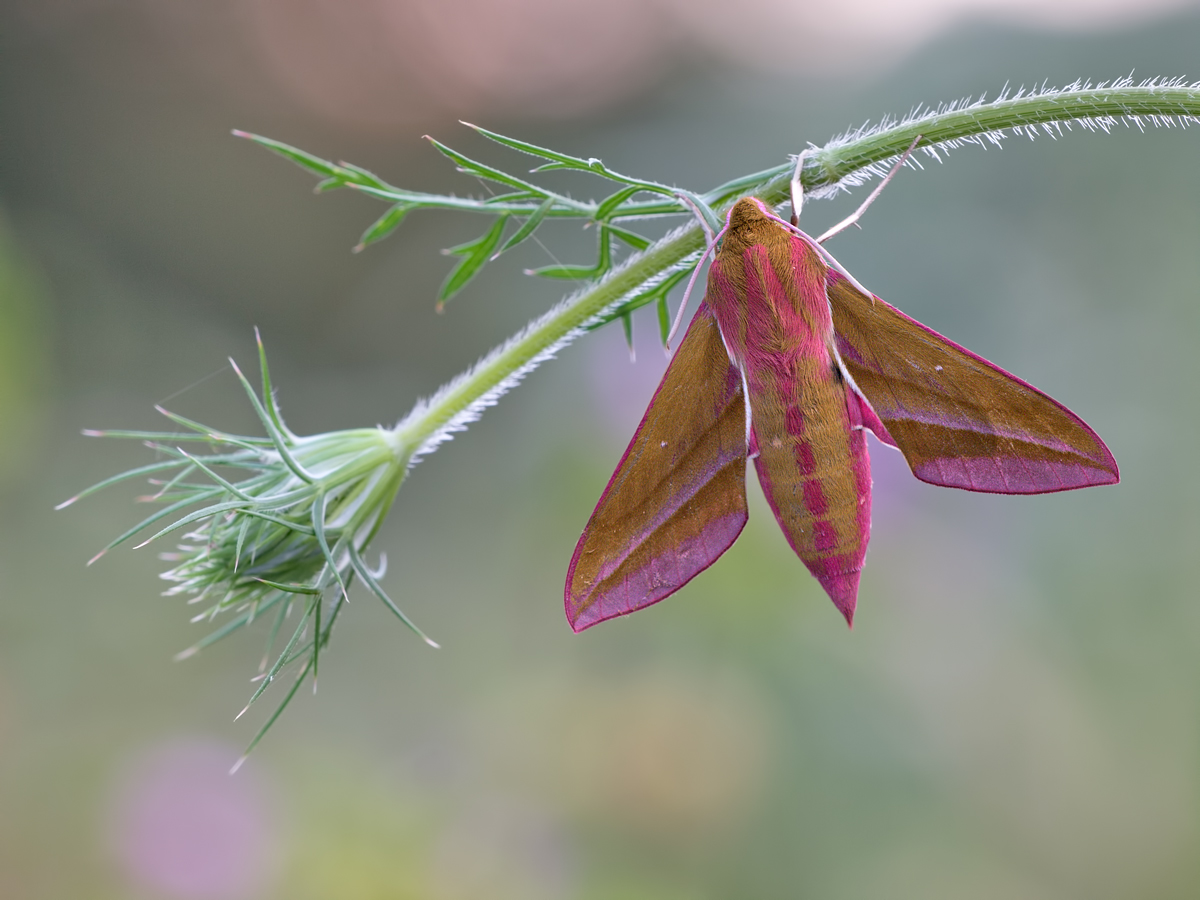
[813,135,923,245]
[789,148,813,227]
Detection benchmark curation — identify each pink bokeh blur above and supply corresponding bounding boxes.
[108,739,280,900]
[12,0,1193,131]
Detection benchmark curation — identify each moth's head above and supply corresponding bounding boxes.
[726,197,774,231]
[720,197,787,256]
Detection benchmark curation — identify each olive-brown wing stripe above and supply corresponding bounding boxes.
[828,271,1118,494]
[566,303,748,631]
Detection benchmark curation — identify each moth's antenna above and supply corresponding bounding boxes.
[666,240,716,349]
[814,135,923,244]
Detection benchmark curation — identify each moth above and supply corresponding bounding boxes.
[566,159,1118,631]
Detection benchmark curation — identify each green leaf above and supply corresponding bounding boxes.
[132,500,251,549]
[90,488,224,561]
[335,160,388,190]
[235,131,341,180]
[241,593,319,712]
[531,161,585,173]
[594,186,641,221]
[255,329,292,440]
[426,137,544,194]
[527,225,613,280]
[462,123,678,197]
[235,131,398,194]
[355,204,410,252]
[495,197,554,257]
[236,509,316,535]
[310,491,349,603]
[253,578,322,595]
[235,655,312,769]
[529,266,599,280]
[56,458,191,510]
[586,265,693,331]
[173,450,254,501]
[607,223,650,251]
[228,358,313,484]
[482,191,543,205]
[152,404,272,447]
[657,293,672,346]
[438,215,510,307]
[676,190,724,236]
[462,122,591,168]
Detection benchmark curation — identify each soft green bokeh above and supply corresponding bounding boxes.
[0,215,49,484]
[2,4,1199,898]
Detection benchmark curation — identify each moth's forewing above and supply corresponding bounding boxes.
[566,304,748,632]
[828,271,1119,493]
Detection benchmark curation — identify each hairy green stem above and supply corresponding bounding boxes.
[393,83,1200,458]
[750,82,1200,204]
[392,226,707,455]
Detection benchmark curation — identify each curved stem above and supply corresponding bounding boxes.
[393,226,706,455]
[723,81,1200,206]
[395,82,1200,459]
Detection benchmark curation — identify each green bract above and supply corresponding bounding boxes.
[61,332,433,761]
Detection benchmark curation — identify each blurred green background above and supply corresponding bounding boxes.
[2,1,1200,897]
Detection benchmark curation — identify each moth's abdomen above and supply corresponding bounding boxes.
[710,224,871,624]
[749,355,871,625]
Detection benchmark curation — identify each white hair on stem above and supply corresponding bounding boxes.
[394,222,702,467]
[805,76,1200,201]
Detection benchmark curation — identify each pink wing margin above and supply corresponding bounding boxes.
[565,303,749,631]
[828,271,1119,494]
